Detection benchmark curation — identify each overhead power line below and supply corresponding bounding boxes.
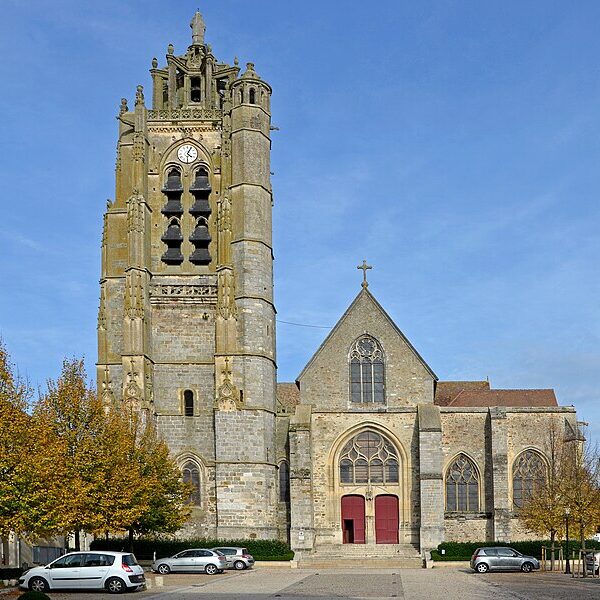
[276,319,332,329]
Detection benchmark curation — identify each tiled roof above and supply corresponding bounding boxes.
[435,381,490,406]
[447,389,558,408]
[276,382,300,413]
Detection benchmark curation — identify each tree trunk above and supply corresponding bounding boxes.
[128,528,134,553]
[550,530,556,571]
[581,520,586,576]
[105,530,109,542]
[74,530,80,552]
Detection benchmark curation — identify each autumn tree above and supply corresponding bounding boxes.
[0,341,63,539]
[90,404,190,545]
[519,419,600,570]
[34,358,107,549]
[518,420,568,569]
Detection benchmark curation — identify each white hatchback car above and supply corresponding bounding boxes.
[18,551,145,594]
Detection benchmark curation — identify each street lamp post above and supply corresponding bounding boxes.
[565,508,571,575]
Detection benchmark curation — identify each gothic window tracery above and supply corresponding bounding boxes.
[339,431,399,485]
[512,450,546,508]
[249,88,256,104]
[349,336,385,403]
[182,460,201,505]
[445,454,480,512]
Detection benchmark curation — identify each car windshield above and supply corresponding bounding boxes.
[122,554,139,566]
[241,548,248,554]
[215,550,225,556]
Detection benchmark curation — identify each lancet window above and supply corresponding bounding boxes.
[279,461,290,502]
[182,460,201,505]
[339,431,399,485]
[445,454,480,512]
[349,336,385,403]
[184,390,194,416]
[512,450,546,508]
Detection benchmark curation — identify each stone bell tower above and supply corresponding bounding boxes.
[97,11,279,539]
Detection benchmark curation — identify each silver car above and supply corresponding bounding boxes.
[211,547,255,570]
[151,549,226,575]
[470,547,540,573]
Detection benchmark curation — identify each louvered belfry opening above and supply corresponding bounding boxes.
[161,168,184,265]
[189,167,212,265]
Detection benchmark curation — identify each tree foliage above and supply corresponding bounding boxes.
[0,346,190,544]
[518,419,600,554]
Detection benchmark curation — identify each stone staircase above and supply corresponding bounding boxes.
[296,543,423,568]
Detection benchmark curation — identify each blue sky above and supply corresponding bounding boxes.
[0,1,598,441]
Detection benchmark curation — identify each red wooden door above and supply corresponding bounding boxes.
[375,495,399,544]
[341,495,366,544]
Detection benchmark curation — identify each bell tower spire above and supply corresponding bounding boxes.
[190,10,206,46]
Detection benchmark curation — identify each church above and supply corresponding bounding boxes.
[97,12,582,564]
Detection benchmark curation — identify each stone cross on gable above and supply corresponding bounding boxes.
[357,260,373,288]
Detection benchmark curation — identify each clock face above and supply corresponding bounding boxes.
[177,144,198,163]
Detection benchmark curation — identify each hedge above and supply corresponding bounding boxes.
[0,567,23,579]
[431,539,600,561]
[90,537,294,561]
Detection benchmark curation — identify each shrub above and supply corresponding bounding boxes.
[431,539,600,561]
[0,567,23,580]
[90,537,294,561]
[18,592,51,600]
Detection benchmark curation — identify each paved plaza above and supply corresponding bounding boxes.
[4,567,600,600]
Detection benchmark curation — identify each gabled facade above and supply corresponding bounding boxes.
[286,286,581,561]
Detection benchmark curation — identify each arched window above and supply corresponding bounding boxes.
[239,89,244,104]
[445,454,479,512]
[184,390,194,417]
[339,431,399,484]
[182,460,201,505]
[513,450,546,508]
[279,461,290,502]
[349,336,385,403]
[249,88,256,104]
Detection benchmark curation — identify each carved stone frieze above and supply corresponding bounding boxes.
[149,284,217,304]
[148,108,222,120]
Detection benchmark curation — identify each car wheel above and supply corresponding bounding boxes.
[106,576,127,594]
[521,562,533,573]
[157,563,171,575]
[234,560,246,570]
[205,563,218,575]
[476,562,489,573]
[29,577,49,593]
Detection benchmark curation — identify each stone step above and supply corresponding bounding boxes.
[297,557,423,569]
[312,544,420,557]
